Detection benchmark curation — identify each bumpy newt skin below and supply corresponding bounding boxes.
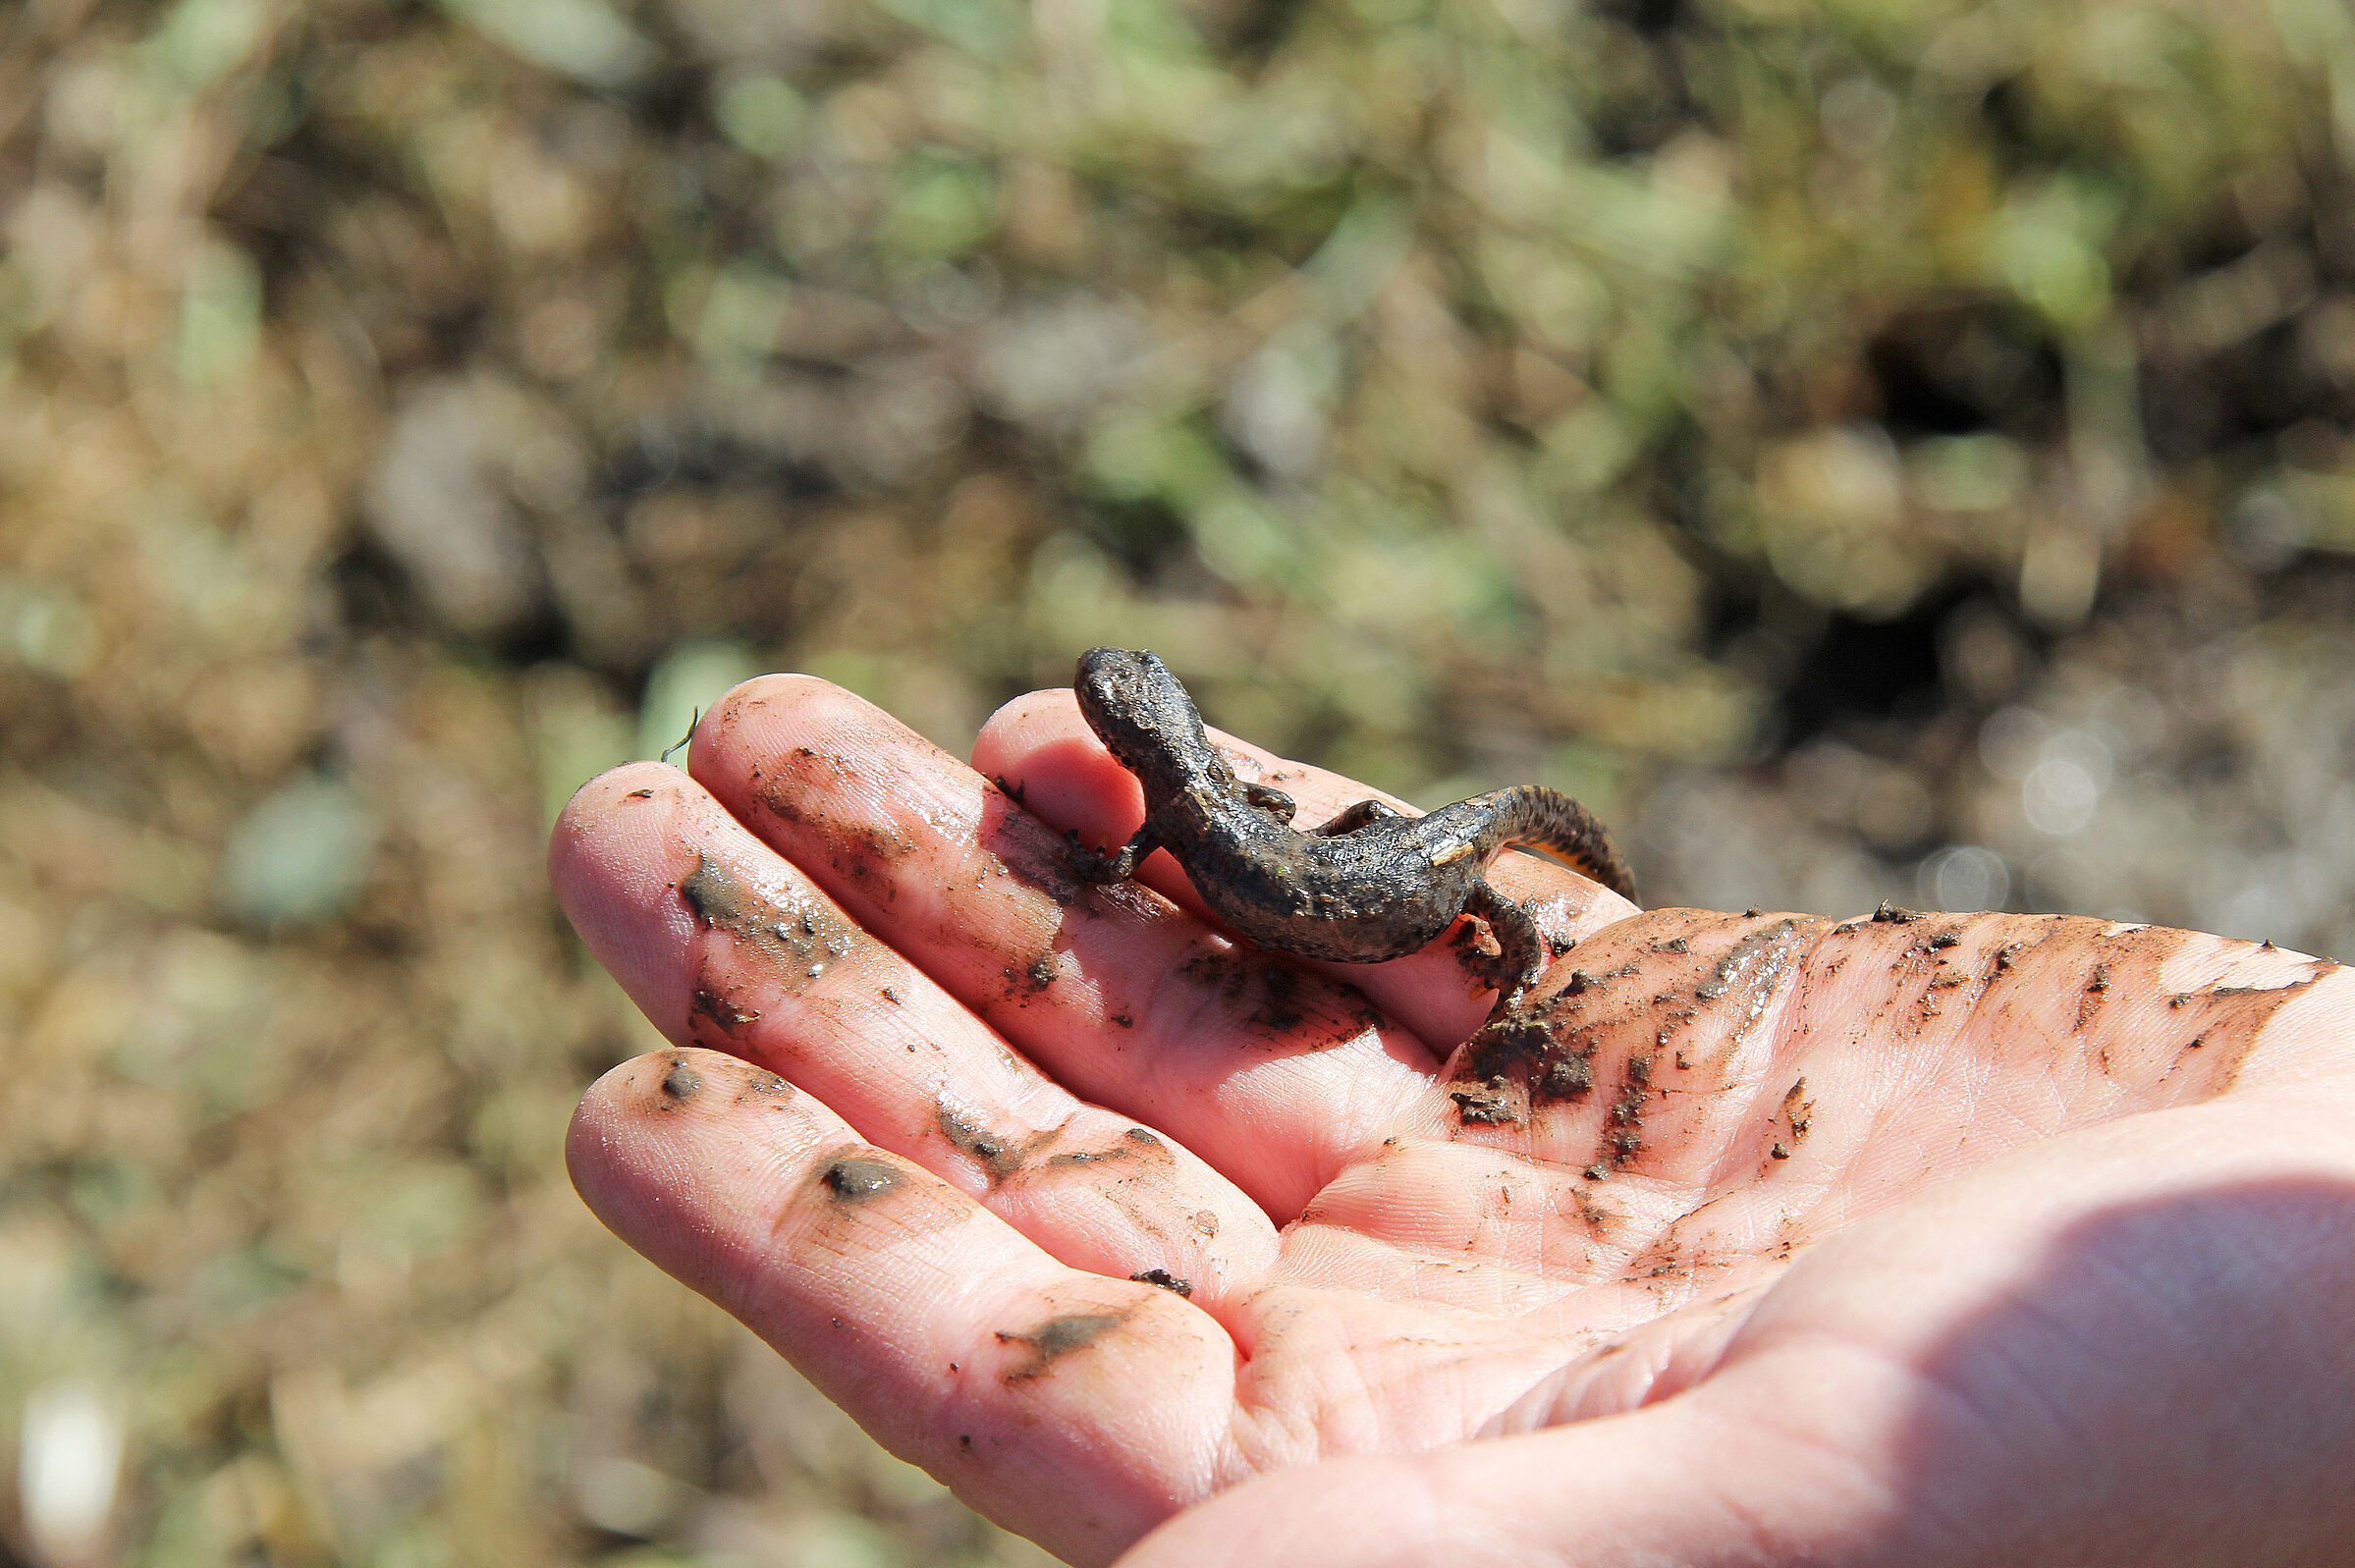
[1067,648,1639,1016]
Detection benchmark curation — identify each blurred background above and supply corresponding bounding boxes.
[3,0,2354,1559]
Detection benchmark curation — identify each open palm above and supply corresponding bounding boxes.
[553,675,2355,1567]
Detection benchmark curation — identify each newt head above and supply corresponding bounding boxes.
[1074,647,1218,797]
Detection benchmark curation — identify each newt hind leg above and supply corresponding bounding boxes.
[1066,819,1163,883]
[1463,878,1546,1017]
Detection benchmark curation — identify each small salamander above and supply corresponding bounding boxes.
[1065,647,1638,1017]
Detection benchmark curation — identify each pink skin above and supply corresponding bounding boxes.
[554,675,2355,1568]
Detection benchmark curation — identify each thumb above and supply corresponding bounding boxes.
[1119,1161,2355,1568]
[1112,1383,1882,1568]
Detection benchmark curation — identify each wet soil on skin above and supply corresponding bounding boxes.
[1128,1269,1193,1297]
[691,986,762,1034]
[1170,943,1391,1052]
[994,942,1071,1009]
[748,741,918,849]
[683,855,862,962]
[818,1157,904,1202]
[1455,911,1820,1166]
[1448,1078,1520,1125]
[677,853,869,1039]
[1043,1126,1169,1169]
[978,784,1095,905]
[934,1104,1178,1188]
[643,1051,794,1112]
[2154,964,2344,1093]
[660,1055,701,1103]
[1444,906,2342,1176]
[993,1309,1134,1382]
[1805,910,2342,1102]
[1781,1075,1814,1148]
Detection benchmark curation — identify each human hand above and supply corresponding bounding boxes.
[553,675,2355,1567]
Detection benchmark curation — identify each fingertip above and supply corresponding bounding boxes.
[970,686,1094,779]
[971,687,1143,844]
[566,1045,811,1281]
[688,672,843,771]
[548,760,687,883]
[568,1046,739,1192]
[547,762,708,1025]
[567,1047,678,1239]
[974,685,1084,749]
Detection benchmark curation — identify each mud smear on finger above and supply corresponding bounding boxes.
[1128,1268,1193,1297]
[818,1156,903,1202]
[748,740,925,891]
[933,1104,1179,1190]
[677,853,869,1040]
[2154,958,2344,1096]
[976,781,1094,905]
[1448,1076,1521,1125]
[1776,1074,1815,1160]
[936,1102,1038,1184]
[757,732,1082,912]
[939,783,1099,1007]
[1170,943,1391,1053]
[690,987,763,1034]
[683,854,862,969]
[660,1054,702,1103]
[930,1104,1221,1275]
[794,1142,975,1247]
[747,729,1191,1052]
[993,1307,1135,1382]
[1043,1125,1173,1172]
[640,1049,794,1113]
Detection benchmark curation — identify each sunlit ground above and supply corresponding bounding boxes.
[3,0,2353,1560]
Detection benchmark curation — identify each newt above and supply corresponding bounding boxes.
[1065,647,1638,1017]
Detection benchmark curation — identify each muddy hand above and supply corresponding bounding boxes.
[554,675,2355,1568]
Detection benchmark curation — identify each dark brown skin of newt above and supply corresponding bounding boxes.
[1066,648,1639,1017]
